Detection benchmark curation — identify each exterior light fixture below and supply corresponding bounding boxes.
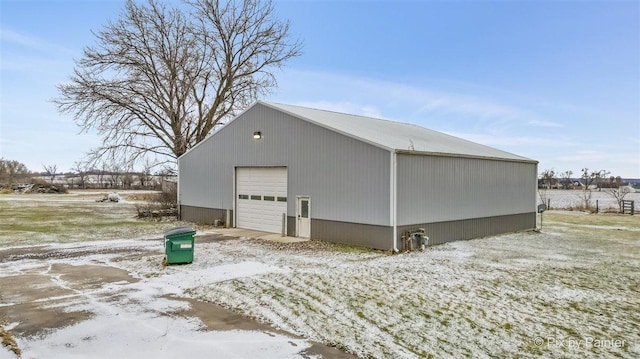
[253,131,262,139]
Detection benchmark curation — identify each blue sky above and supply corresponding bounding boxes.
[1,0,639,177]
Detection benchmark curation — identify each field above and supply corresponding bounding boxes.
[541,188,640,211]
[1,192,639,358]
[0,191,177,247]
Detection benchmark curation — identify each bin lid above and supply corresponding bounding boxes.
[164,226,195,236]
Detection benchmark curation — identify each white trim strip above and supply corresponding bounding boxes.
[391,151,398,252]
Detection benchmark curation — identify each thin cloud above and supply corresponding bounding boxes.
[0,55,73,74]
[291,100,384,119]
[527,120,564,128]
[276,69,535,123]
[0,27,76,56]
[0,136,41,149]
[1,28,42,49]
[552,151,639,174]
[442,131,565,148]
[556,151,610,162]
[0,28,77,76]
[416,93,527,120]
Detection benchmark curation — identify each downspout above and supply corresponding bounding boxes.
[176,159,181,219]
[391,151,398,252]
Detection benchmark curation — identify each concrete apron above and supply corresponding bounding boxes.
[0,246,353,358]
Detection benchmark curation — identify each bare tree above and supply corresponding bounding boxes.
[138,158,154,189]
[538,169,555,208]
[607,183,632,212]
[95,165,106,189]
[122,165,135,189]
[615,176,623,187]
[72,161,88,189]
[539,169,555,189]
[43,164,58,183]
[538,169,555,210]
[594,170,610,190]
[559,170,573,190]
[108,163,123,189]
[0,159,30,186]
[578,168,607,209]
[55,0,301,169]
[0,160,5,185]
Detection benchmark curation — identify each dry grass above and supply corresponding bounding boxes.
[175,210,640,358]
[1,192,638,358]
[0,192,185,246]
[0,323,21,357]
[124,192,161,202]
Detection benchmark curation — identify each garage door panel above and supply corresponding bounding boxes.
[236,167,287,233]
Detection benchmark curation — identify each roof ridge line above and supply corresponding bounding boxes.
[263,101,427,129]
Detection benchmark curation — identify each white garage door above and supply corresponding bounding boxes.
[236,167,287,233]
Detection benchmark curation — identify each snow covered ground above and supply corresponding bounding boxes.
[1,193,639,358]
[0,239,322,359]
[539,188,640,210]
[117,213,638,359]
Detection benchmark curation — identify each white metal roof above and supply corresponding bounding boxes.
[261,101,536,163]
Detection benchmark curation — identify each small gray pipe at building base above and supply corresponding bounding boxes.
[282,213,286,237]
[403,228,429,251]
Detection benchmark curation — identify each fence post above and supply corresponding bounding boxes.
[622,200,635,215]
[547,198,550,210]
[596,200,599,213]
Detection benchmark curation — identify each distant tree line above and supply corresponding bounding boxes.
[538,168,634,213]
[0,158,173,191]
[0,159,30,185]
[537,169,628,190]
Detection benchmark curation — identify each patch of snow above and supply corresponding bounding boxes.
[18,312,314,359]
[3,323,19,331]
[0,346,18,359]
[122,261,289,301]
[142,232,637,359]
[2,254,318,359]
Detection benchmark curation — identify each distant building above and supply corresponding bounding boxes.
[178,102,538,250]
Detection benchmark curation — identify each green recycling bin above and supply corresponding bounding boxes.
[164,226,196,264]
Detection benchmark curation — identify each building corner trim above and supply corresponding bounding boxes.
[391,151,398,252]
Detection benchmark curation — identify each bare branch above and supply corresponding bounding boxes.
[55,0,301,169]
[607,183,632,212]
[42,164,58,183]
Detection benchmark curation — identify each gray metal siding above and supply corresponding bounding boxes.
[287,216,296,237]
[179,104,391,226]
[310,218,393,250]
[180,205,229,225]
[397,212,536,248]
[286,216,392,250]
[396,154,537,225]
